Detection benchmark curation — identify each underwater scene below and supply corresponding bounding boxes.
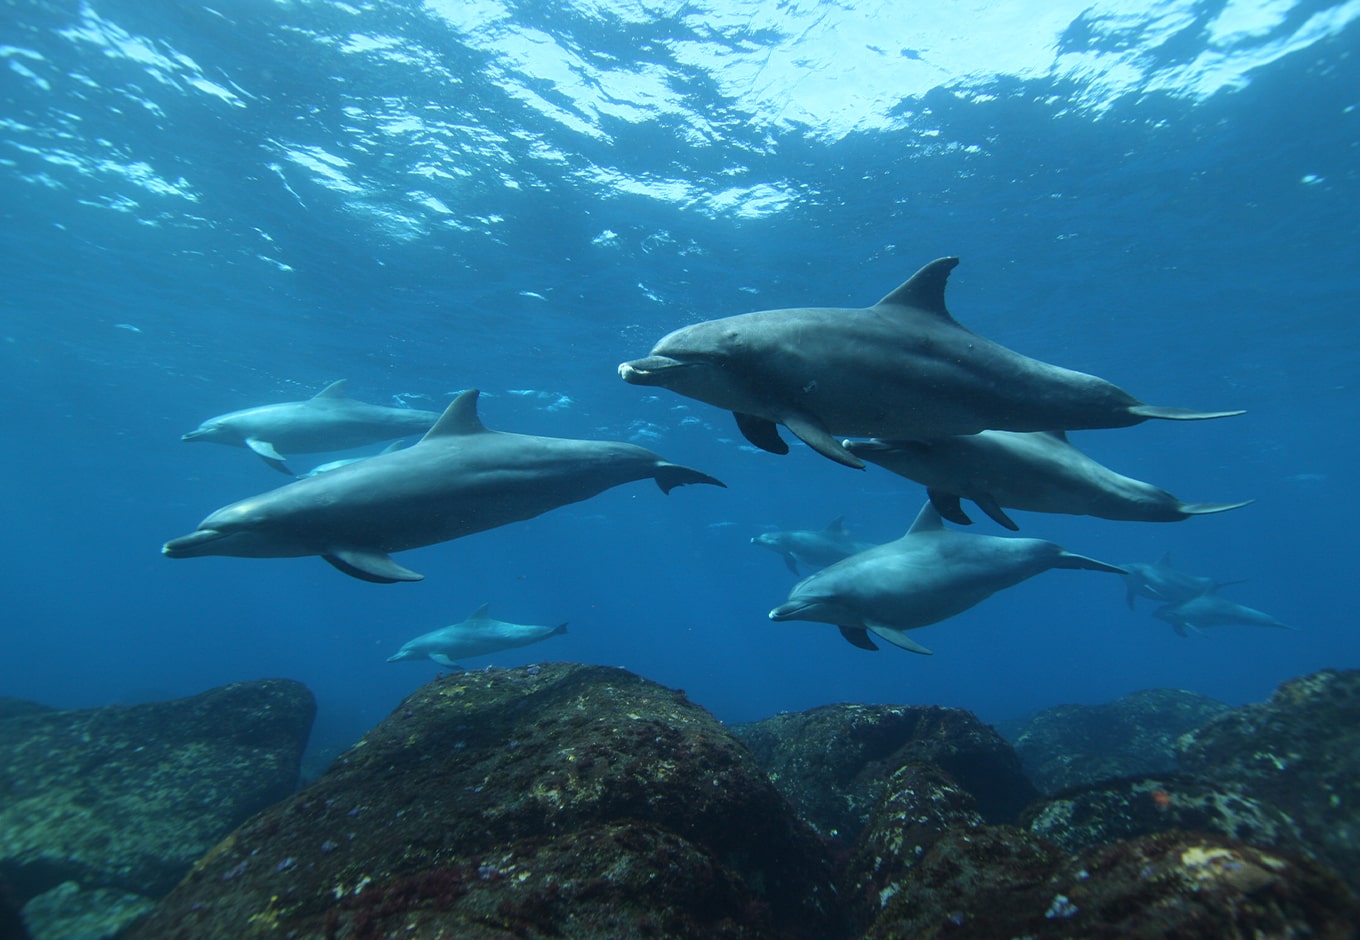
[1,0,1358,936]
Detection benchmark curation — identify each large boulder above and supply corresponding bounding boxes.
[126,664,846,940]
[1177,669,1360,889]
[0,679,315,909]
[732,704,1036,839]
[1009,688,1230,793]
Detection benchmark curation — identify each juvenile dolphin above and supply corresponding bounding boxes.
[845,432,1251,530]
[1120,553,1241,610]
[182,380,440,474]
[619,257,1242,468]
[387,603,567,667]
[751,516,876,574]
[163,389,725,583]
[1152,594,1293,637]
[768,503,1124,654]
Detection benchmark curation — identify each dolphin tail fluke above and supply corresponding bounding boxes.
[1177,498,1254,517]
[552,623,569,636]
[653,463,726,493]
[1128,405,1246,422]
[1055,552,1126,575]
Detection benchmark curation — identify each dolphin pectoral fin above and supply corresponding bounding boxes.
[323,550,424,583]
[781,412,865,469]
[430,654,465,669]
[1176,499,1254,517]
[867,625,933,655]
[973,493,1019,531]
[927,489,973,526]
[734,412,788,455]
[1128,404,1245,422]
[782,554,801,576]
[652,462,726,494]
[1055,552,1126,575]
[839,626,879,651]
[246,438,294,475]
[1125,582,1139,610]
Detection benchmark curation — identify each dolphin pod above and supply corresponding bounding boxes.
[619,257,1242,469]
[182,379,439,474]
[164,389,725,582]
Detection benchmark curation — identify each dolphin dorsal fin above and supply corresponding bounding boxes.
[1041,430,1070,442]
[825,515,847,534]
[906,501,945,535]
[467,602,491,620]
[873,257,960,317]
[422,390,487,441]
[312,379,349,400]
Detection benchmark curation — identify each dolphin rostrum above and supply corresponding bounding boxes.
[387,603,567,667]
[1152,594,1293,637]
[163,389,725,582]
[768,502,1125,654]
[751,516,876,574]
[182,379,440,474]
[1119,553,1242,610]
[845,431,1252,530]
[619,257,1242,468]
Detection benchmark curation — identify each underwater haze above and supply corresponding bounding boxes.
[2,0,1358,758]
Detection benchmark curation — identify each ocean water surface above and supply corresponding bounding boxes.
[1,0,1357,761]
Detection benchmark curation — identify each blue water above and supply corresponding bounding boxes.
[2,0,1357,761]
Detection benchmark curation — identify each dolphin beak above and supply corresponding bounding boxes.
[181,429,208,442]
[618,356,686,386]
[768,601,812,622]
[162,529,226,557]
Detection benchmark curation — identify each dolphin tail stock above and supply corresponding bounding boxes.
[1127,404,1246,422]
[1175,498,1255,518]
[1054,552,1127,575]
[652,462,727,494]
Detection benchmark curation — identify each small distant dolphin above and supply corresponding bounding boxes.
[163,389,725,583]
[619,257,1242,468]
[182,380,440,474]
[751,516,875,574]
[1152,594,1293,637]
[387,603,567,667]
[768,502,1125,654]
[1120,553,1242,610]
[845,432,1252,530]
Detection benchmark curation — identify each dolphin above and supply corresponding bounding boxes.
[768,502,1125,654]
[845,432,1252,531]
[163,389,725,583]
[1119,553,1242,610]
[618,257,1242,468]
[298,439,410,478]
[182,380,440,474]
[1152,594,1293,637]
[387,603,567,667]
[751,516,876,574]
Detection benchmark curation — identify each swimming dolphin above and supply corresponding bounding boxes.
[298,439,410,478]
[163,389,725,583]
[387,603,567,667]
[618,257,1242,468]
[1120,553,1242,610]
[182,380,440,474]
[768,502,1125,654]
[845,432,1252,530]
[1152,594,1293,637]
[751,516,876,574]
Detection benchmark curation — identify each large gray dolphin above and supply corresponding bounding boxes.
[619,257,1242,468]
[163,389,725,583]
[1152,594,1293,637]
[845,432,1251,531]
[387,603,567,667]
[768,503,1124,654]
[751,516,876,574]
[1120,553,1242,610]
[182,380,440,474]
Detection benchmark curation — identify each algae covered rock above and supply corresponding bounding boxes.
[127,664,845,940]
[0,679,315,902]
[867,826,1357,939]
[1009,688,1230,793]
[732,703,1035,838]
[20,880,154,940]
[1177,668,1360,888]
